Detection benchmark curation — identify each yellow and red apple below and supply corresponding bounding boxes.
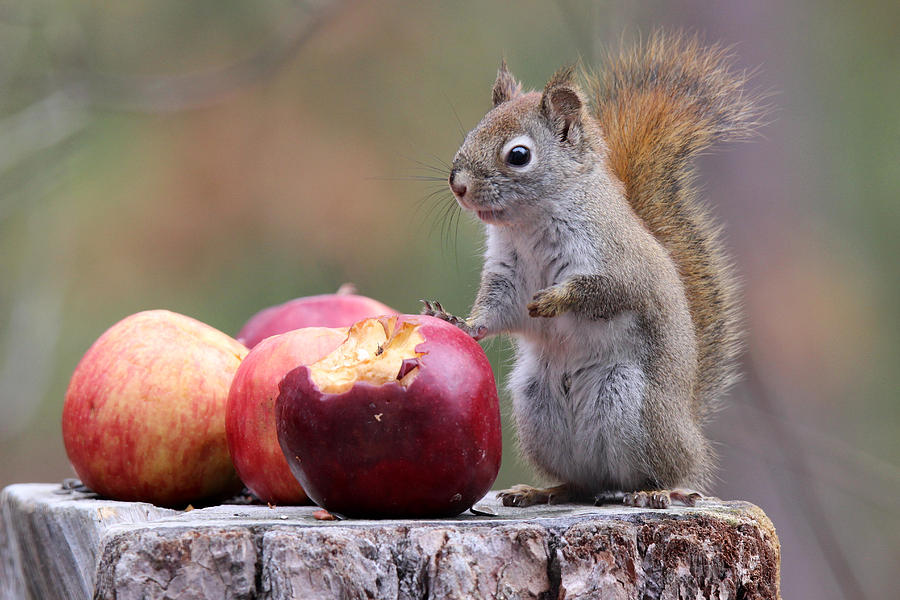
[62,310,247,506]
[237,290,396,348]
[225,326,347,504]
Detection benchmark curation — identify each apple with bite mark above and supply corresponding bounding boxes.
[237,284,396,348]
[62,310,247,506]
[275,314,501,518]
[226,326,348,504]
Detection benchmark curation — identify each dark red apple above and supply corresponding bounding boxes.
[225,326,347,504]
[237,286,396,348]
[62,310,247,506]
[275,314,501,518]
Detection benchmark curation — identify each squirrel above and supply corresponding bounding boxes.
[422,32,765,508]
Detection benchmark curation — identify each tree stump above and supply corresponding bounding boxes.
[1,483,780,599]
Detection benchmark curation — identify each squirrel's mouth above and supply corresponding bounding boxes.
[455,196,508,225]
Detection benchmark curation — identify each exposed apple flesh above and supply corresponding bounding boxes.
[276,315,501,518]
[225,326,347,504]
[237,291,397,348]
[306,317,424,393]
[62,310,247,506]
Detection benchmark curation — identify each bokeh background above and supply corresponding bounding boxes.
[0,0,897,597]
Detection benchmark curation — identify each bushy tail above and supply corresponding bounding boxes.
[590,31,766,415]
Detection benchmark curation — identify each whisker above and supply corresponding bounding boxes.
[412,191,449,224]
[450,201,463,273]
[414,189,455,234]
[442,92,467,139]
[444,203,456,251]
[421,151,453,172]
[394,149,466,266]
[412,188,451,215]
[437,200,454,242]
[408,166,448,179]
[428,202,450,241]
[366,175,448,182]
[413,184,452,201]
[398,153,451,177]
[439,200,461,252]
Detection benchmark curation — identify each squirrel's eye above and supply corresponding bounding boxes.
[506,145,531,167]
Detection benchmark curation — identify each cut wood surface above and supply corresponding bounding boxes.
[1,483,780,599]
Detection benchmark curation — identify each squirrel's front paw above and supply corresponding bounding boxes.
[528,285,571,318]
[420,300,486,340]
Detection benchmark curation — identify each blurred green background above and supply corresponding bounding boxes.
[0,1,897,598]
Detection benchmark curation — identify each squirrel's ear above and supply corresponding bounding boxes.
[540,66,585,143]
[492,60,522,107]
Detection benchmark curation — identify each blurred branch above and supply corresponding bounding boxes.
[79,0,353,113]
[745,355,869,600]
[0,0,355,174]
[0,207,66,440]
[727,393,899,515]
[0,88,89,174]
[732,388,900,492]
[0,129,80,227]
[0,0,358,441]
[552,0,636,64]
[0,3,37,27]
[0,1,352,116]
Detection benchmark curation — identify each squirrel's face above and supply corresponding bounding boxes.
[449,64,600,227]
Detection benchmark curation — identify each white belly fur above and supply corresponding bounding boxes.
[507,310,651,492]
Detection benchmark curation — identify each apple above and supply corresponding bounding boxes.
[236,285,396,348]
[226,326,348,504]
[275,314,501,518]
[62,310,247,506]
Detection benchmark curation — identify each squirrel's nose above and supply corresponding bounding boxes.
[449,169,468,198]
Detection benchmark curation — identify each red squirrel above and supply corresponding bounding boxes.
[424,32,765,508]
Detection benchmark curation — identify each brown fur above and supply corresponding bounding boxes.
[589,32,766,417]
[492,59,523,107]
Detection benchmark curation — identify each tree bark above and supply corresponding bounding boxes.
[1,483,780,599]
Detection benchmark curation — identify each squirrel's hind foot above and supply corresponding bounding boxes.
[622,489,703,509]
[498,484,572,507]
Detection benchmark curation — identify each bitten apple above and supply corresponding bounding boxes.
[62,310,247,506]
[237,287,396,348]
[226,326,347,504]
[276,314,501,518]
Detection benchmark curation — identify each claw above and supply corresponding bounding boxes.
[624,491,668,508]
[498,484,571,507]
[419,299,486,341]
[623,489,703,509]
[669,490,703,506]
